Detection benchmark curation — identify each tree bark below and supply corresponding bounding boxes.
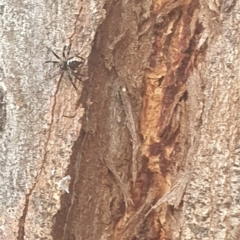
[0,0,239,239]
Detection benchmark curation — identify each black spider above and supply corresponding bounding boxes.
[45,44,85,90]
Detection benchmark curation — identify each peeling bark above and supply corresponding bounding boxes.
[1,0,240,239]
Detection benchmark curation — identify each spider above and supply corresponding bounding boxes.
[45,44,85,90]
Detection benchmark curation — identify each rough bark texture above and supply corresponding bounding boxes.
[0,0,239,239]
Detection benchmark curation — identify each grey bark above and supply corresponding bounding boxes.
[180,1,240,239]
[0,0,105,239]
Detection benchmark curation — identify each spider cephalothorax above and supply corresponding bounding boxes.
[45,44,85,90]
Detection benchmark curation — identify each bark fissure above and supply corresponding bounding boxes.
[17,74,63,240]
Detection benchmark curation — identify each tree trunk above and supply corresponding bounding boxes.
[0,0,239,239]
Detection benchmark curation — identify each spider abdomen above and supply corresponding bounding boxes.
[67,56,84,72]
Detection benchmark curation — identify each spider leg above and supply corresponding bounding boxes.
[44,60,60,64]
[75,55,85,61]
[63,46,67,59]
[62,44,72,59]
[46,46,62,60]
[70,70,84,81]
[45,70,62,80]
[66,44,72,57]
[66,70,78,91]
